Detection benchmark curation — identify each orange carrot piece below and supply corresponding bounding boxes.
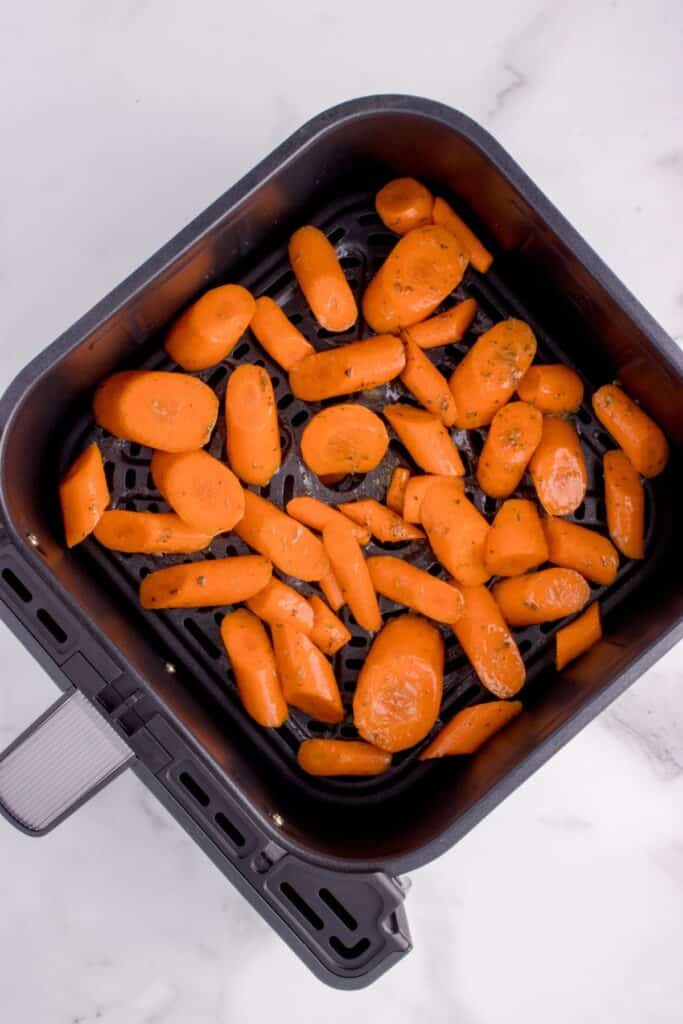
[383,403,465,476]
[375,178,433,235]
[233,491,329,582]
[402,298,477,350]
[288,225,358,332]
[363,225,469,334]
[420,700,522,759]
[529,415,587,516]
[140,555,272,609]
[603,450,645,559]
[150,449,244,534]
[386,467,411,514]
[308,595,351,655]
[272,624,344,723]
[476,401,543,498]
[94,511,212,554]
[449,319,537,428]
[246,578,315,633]
[555,603,602,670]
[165,285,255,371]
[432,196,493,273]
[289,335,405,401]
[543,518,619,585]
[249,296,314,370]
[484,499,548,576]
[402,474,459,523]
[450,584,526,697]
[401,336,459,425]
[421,478,490,585]
[492,568,590,626]
[366,556,464,624]
[517,364,584,414]
[319,569,345,612]
[592,384,669,478]
[298,739,391,776]
[59,443,109,547]
[322,519,381,632]
[225,365,280,486]
[300,405,389,477]
[220,609,287,727]
[353,614,443,752]
[286,496,370,545]
[337,499,424,543]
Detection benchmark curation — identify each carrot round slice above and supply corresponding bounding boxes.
[308,595,351,655]
[529,416,587,516]
[300,405,389,477]
[233,491,329,582]
[289,225,358,332]
[383,403,465,476]
[150,449,244,534]
[420,700,522,759]
[363,225,469,334]
[165,285,255,371]
[249,296,314,370]
[449,319,537,428]
[386,466,410,513]
[402,298,477,350]
[476,401,543,498]
[592,384,669,478]
[322,519,381,632]
[517,364,584,414]
[220,609,287,727]
[421,478,490,585]
[555,603,602,670]
[298,739,391,776]
[93,371,218,452]
[286,496,370,546]
[432,196,493,274]
[492,568,590,626]
[59,443,109,547]
[289,336,405,401]
[140,555,272,609]
[337,500,424,543]
[225,365,281,486]
[353,614,443,752]
[246,578,314,633]
[603,450,645,559]
[402,475,459,523]
[543,518,619,585]
[319,569,345,612]
[484,499,548,576]
[366,556,464,624]
[450,584,526,697]
[401,336,458,425]
[94,511,212,554]
[272,624,344,723]
[375,178,433,235]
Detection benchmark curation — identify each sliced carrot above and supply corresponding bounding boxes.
[94,511,212,554]
[94,371,218,452]
[517,364,584,414]
[366,556,464,624]
[249,296,314,370]
[150,449,244,534]
[337,499,424,543]
[298,739,391,776]
[603,450,645,559]
[165,285,255,371]
[484,499,548,577]
[289,335,405,401]
[402,298,477,350]
[383,403,465,476]
[375,178,433,235]
[272,624,344,723]
[300,404,389,477]
[476,401,543,498]
[420,700,522,758]
[555,603,602,670]
[449,319,537,428]
[319,569,345,612]
[220,609,287,727]
[363,225,469,334]
[322,519,381,632]
[246,577,315,633]
[288,225,358,332]
[308,595,351,655]
[401,336,458,425]
[59,443,109,547]
[592,384,669,478]
[386,466,411,514]
[432,196,493,273]
[450,584,526,697]
[543,518,619,585]
[529,415,587,516]
[402,474,459,523]
[353,614,443,752]
[492,568,590,626]
[421,478,490,585]
[140,555,272,609]
[225,365,280,486]
[286,496,370,545]
[233,491,329,582]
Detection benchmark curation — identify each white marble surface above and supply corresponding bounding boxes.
[1,1,682,1020]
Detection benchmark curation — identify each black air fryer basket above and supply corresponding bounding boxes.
[0,96,681,989]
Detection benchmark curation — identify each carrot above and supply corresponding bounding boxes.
[492,568,590,626]
[94,511,212,554]
[362,225,469,334]
[375,177,433,235]
[249,296,314,370]
[529,415,587,516]
[484,499,548,576]
[353,614,443,752]
[337,499,424,543]
[246,578,315,633]
[420,700,522,758]
[286,496,370,545]
[592,384,669,478]
[319,569,345,612]
[225,365,280,486]
[150,449,244,534]
[402,474,460,523]
[94,371,218,452]
[220,609,287,727]
[543,517,618,585]
[288,225,358,332]
[289,336,405,401]
[450,584,526,697]
[165,285,255,371]
[300,405,389,477]
[432,196,493,273]
[517,364,584,414]
[298,739,391,776]
[402,298,477,350]
[603,450,645,559]
[386,466,410,514]
[140,555,272,609]
[383,404,465,476]
[555,602,602,671]
[476,401,543,498]
[322,519,381,632]
[421,478,490,585]
[448,319,537,428]
[272,624,344,723]
[366,556,464,624]
[233,491,329,582]
[400,336,458,425]
[308,595,351,655]
[59,443,109,547]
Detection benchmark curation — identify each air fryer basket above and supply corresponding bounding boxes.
[0,96,681,989]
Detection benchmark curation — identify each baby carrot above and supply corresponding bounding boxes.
[449,319,537,428]
[555,602,602,670]
[421,478,490,585]
[432,196,493,273]
[484,499,548,577]
[319,569,345,612]
[383,404,465,476]
[529,416,587,516]
[603,450,645,559]
[234,491,330,582]
[337,499,424,543]
[94,511,212,554]
[289,336,405,401]
[492,568,590,627]
[402,475,460,523]
[300,405,389,477]
[225,365,280,486]
[386,466,411,514]
[322,519,381,632]
[308,595,351,655]
[375,177,433,234]
[402,298,477,350]
[272,624,344,723]
[249,296,314,370]
[246,577,315,633]
[289,225,358,332]
[165,285,255,371]
[59,443,109,547]
[298,739,391,777]
[420,700,523,758]
[543,518,619,585]
[517,364,584,414]
[150,449,245,534]
[592,384,669,478]
[140,555,272,609]
[476,401,543,498]
[366,556,464,624]
[286,496,370,545]
[220,609,287,728]
[94,371,218,452]
[400,336,459,425]
[450,584,526,697]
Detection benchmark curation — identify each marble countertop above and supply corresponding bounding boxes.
[1,1,681,1020]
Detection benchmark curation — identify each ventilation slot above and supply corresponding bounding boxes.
[233,342,250,360]
[2,568,32,603]
[280,882,324,931]
[215,811,246,848]
[329,935,371,960]
[291,409,308,428]
[184,619,221,660]
[282,474,296,506]
[319,888,357,930]
[327,227,345,245]
[179,771,210,807]
[36,609,67,645]
[264,270,295,298]
[277,393,295,411]
[125,468,136,489]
